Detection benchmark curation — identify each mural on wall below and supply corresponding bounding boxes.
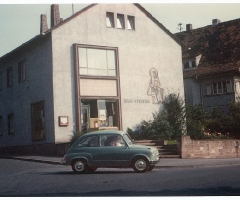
[147,68,164,104]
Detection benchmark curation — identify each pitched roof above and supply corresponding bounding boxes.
[0,3,184,62]
[175,18,240,78]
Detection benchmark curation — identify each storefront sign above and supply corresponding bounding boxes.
[123,99,150,103]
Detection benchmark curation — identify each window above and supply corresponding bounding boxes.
[78,136,99,147]
[8,113,14,135]
[7,67,13,87]
[127,15,135,30]
[31,101,45,141]
[206,81,232,95]
[0,71,2,90]
[78,47,117,76]
[183,60,196,69]
[0,116,2,136]
[81,99,119,131]
[183,62,190,69]
[106,12,114,28]
[117,13,125,29]
[101,135,125,147]
[18,60,26,83]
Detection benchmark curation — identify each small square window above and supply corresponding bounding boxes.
[8,113,14,135]
[18,60,26,83]
[117,13,125,29]
[106,12,114,28]
[127,15,135,30]
[7,67,13,87]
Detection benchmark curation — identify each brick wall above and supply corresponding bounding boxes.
[180,136,240,158]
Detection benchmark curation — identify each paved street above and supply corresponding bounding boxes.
[0,158,240,196]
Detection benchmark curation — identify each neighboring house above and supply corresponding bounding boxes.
[0,4,184,150]
[175,18,240,113]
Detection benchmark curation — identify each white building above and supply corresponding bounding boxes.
[0,4,184,151]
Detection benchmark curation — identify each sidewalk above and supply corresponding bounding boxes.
[1,155,240,169]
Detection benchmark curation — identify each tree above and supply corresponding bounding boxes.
[162,93,186,139]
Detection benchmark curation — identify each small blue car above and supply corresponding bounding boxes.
[62,130,159,173]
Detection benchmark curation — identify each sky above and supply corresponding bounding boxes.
[0,0,240,57]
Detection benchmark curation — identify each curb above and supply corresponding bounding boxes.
[2,156,62,165]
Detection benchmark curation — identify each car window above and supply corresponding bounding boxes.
[101,135,126,147]
[123,134,133,145]
[78,136,99,147]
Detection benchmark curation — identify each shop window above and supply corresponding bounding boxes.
[81,99,119,132]
[78,47,116,76]
[127,15,135,30]
[0,116,2,136]
[18,60,26,83]
[8,113,14,135]
[31,101,45,141]
[7,67,13,87]
[117,13,125,29]
[106,12,114,28]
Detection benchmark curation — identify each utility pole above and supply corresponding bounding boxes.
[72,4,74,15]
[178,23,183,32]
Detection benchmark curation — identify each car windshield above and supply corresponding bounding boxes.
[123,133,134,145]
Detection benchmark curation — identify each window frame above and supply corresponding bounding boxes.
[106,12,115,28]
[7,67,13,87]
[127,15,135,30]
[78,46,118,77]
[206,80,232,96]
[0,116,3,136]
[117,13,125,29]
[0,71,2,91]
[18,60,26,83]
[8,113,14,135]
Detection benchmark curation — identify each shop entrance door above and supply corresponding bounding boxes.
[81,105,90,132]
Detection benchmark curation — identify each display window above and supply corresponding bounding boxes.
[81,99,119,132]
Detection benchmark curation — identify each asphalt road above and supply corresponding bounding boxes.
[0,158,240,196]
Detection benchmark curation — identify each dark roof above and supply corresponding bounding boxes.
[0,3,184,62]
[175,18,240,78]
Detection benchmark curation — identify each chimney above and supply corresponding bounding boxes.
[186,24,192,31]
[40,14,48,34]
[51,4,61,27]
[212,19,221,25]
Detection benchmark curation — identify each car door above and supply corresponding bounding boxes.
[76,135,100,166]
[98,135,131,167]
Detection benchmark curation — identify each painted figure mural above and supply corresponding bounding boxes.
[147,68,164,104]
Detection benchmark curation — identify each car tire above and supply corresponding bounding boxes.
[148,165,155,171]
[71,159,87,173]
[132,157,149,173]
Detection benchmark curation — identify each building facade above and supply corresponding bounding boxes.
[0,4,184,148]
[175,18,240,113]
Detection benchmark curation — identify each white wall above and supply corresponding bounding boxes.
[51,4,184,142]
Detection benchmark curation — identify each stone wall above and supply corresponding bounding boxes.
[180,136,240,158]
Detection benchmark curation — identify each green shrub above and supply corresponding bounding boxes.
[71,131,85,144]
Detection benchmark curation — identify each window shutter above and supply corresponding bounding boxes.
[206,83,211,95]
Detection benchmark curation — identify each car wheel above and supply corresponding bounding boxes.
[71,159,86,173]
[132,157,149,173]
[148,165,155,171]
